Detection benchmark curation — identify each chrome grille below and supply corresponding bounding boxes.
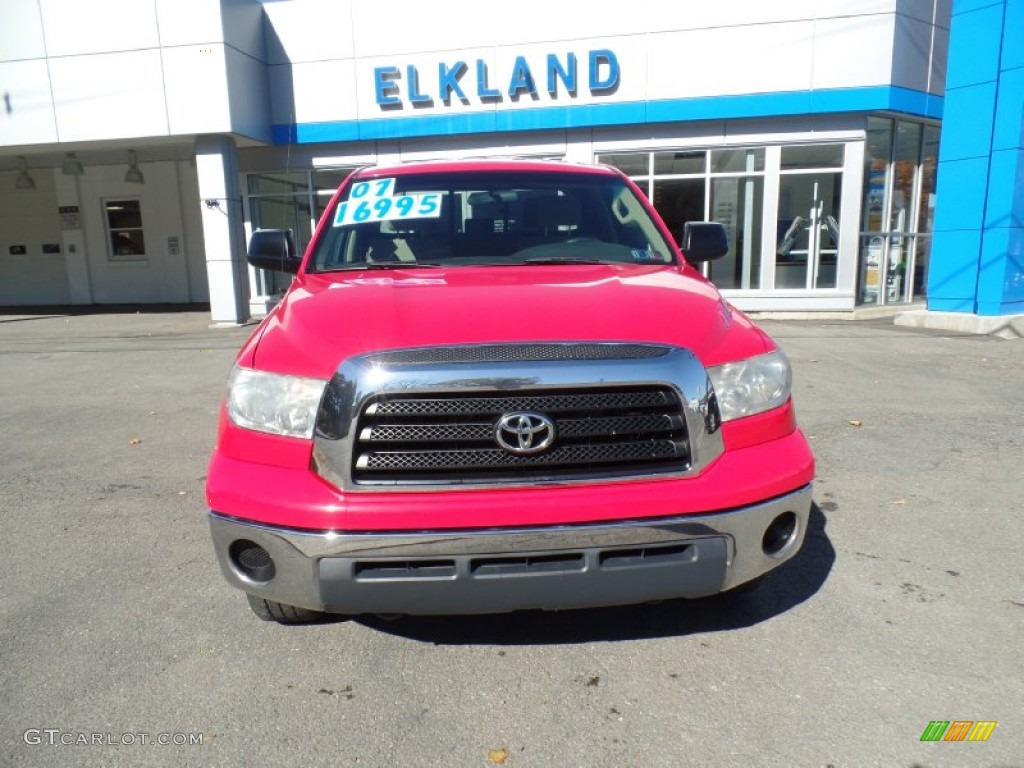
[310,343,724,491]
[360,441,684,471]
[368,390,672,417]
[360,414,679,443]
[351,386,689,485]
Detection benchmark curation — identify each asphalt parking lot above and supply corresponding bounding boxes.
[0,308,1021,768]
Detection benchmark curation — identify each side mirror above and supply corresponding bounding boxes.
[680,222,729,262]
[248,229,300,274]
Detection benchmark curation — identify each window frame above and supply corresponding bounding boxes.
[103,197,147,263]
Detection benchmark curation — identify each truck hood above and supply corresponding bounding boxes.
[248,264,768,378]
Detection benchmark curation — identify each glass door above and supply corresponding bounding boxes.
[776,173,842,289]
[775,145,844,290]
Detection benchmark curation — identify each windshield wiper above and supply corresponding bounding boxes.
[521,257,615,265]
[322,262,443,272]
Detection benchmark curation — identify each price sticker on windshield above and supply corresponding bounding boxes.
[333,178,442,226]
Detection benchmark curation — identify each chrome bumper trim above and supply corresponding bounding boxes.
[208,484,812,614]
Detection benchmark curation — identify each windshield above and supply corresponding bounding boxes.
[309,171,675,271]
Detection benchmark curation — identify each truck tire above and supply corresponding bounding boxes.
[246,593,324,623]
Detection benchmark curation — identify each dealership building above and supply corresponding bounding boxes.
[1,0,1021,326]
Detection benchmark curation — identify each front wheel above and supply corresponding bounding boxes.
[246,593,324,624]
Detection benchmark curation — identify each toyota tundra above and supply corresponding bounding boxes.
[206,159,815,622]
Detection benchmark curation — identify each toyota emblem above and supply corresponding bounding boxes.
[494,411,556,455]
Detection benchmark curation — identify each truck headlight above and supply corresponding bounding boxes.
[707,349,792,422]
[226,366,328,439]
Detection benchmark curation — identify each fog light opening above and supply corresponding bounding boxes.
[229,539,276,583]
[762,511,798,557]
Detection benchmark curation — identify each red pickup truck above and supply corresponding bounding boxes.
[206,159,814,622]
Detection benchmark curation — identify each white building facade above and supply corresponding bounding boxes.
[0,0,950,322]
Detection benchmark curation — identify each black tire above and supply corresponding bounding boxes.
[246,593,324,624]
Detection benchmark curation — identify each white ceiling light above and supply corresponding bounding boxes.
[15,156,36,190]
[124,150,144,184]
[62,152,85,176]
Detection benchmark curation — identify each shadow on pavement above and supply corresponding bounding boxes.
[0,303,211,321]
[353,503,834,646]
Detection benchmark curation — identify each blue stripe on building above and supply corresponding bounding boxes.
[271,85,944,146]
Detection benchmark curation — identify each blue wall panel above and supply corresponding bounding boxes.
[978,227,1024,313]
[991,66,1024,151]
[1000,0,1024,69]
[929,0,1024,315]
[953,0,1003,13]
[945,3,1004,89]
[928,228,983,303]
[933,157,993,230]
[983,147,1024,227]
[937,82,997,160]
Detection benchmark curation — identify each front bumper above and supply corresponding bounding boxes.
[209,484,813,615]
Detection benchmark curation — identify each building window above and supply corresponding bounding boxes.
[247,172,312,298]
[915,125,940,297]
[858,117,939,305]
[245,168,358,302]
[598,148,764,289]
[105,199,146,261]
[599,153,649,176]
[708,148,764,290]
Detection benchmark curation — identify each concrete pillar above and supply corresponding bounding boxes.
[196,135,250,324]
[55,171,92,304]
[928,0,1024,317]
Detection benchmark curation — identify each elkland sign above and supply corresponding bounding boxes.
[373,50,621,108]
